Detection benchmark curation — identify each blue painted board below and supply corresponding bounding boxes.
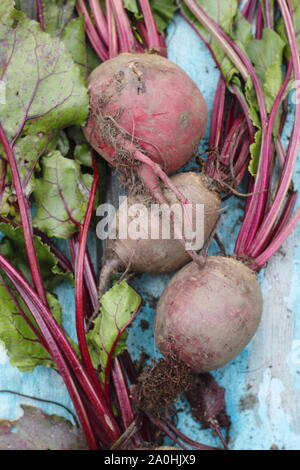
[1,15,300,450]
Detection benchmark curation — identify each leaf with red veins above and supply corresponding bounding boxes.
[0,7,88,144]
[87,281,142,383]
[0,277,62,372]
[33,151,93,238]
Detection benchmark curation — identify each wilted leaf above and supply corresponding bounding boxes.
[0,405,86,450]
[186,373,230,432]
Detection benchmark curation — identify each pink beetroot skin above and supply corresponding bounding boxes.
[155,257,263,372]
[84,53,208,176]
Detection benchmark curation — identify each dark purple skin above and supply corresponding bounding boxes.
[155,256,263,372]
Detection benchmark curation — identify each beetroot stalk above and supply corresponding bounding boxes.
[256,2,264,39]
[110,0,142,53]
[89,0,109,44]
[74,152,105,396]
[255,205,300,267]
[77,0,108,60]
[242,0,258,21]
[138,0,161,49]
[0,124,48,307]
[248,3,300,257]
[111,358,142,447]
[106,0,119,58]
[208,77,226,151]
[0,254,99,449]
[0,253,121,447]
[36,0,45,30]
[0,159,6,205]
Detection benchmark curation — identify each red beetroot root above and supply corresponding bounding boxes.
[155,257,263,372]
[84,52,208,181]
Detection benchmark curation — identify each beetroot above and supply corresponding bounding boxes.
[155,257,263,372]
[106,172,220,274]
[84,53,208,203]
[98,172,220,297]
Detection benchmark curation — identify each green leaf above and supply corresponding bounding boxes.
[0,222,73,289]
[0,8,88,143]
[33,151,92,238]
[245,77,261,129]
[43,0,76,36]
[150,0,178,33]
[124,0,141,18]
[246,29,285,112]
[60,17,87,80]
[248,129,262,177]
[232,10,253,49]
[0,280,62,372]
[86,43,101,76]
[87,282,141,375]
[124,0,177,33]
[74,143,92,167]
[57,131,70,157]
[0,0,15,25]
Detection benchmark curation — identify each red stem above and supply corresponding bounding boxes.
[0,276,49,351]
[235,52,293,255]
[242,0,258,21]
[0,252,121,446]
[111,358,142,448]
[269,191,297,244]
[89,0,109,45]
[229,84,255,142]
[110,0,141,53]
[77,0,108,60]
[256,3,264,39]
[106,0,119,58]
[0,124,48,307]
[138,0,161,49]
[246,5,300,259]
[0,255,99,449]
[263,0,274,29]
[255,204,300,268]
[208,77,227,150]
[74,152,106,396]
[36,0,45,30]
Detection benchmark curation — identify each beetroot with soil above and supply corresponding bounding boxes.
[84,53,208,202]
[155,257,263,372]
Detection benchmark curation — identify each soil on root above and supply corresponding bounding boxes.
[132,355,193,418]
